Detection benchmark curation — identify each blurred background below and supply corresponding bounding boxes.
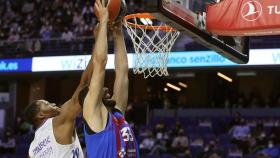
[0,0,280,158]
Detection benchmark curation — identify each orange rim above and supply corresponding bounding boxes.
[124,13,177,32]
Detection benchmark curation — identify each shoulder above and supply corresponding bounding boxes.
[36,118,52,132]
[84,112,112,135]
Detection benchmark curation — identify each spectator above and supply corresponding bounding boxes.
[198,140,222,158]
[61,27,74,42]
[270,121,280,144]
[0,127,16,153]
[73,11,83,26]
[74,21,86,37]
[7,31,20,44]
[169,121,183,137]
[139,131,155,154]
[171,129,189,155]
[53,13,64,33]
[230,112,242,128]
[190,136,204,147]
[199,118,212,128]
[251,122,267,147]
[127,1,136,13]
[256,140,280,158]
[74,22,86,53]
[151,123,169,155]
[3,6,16,21]
[24,14,34,28]
[40,22,52,41]
[52,0,63,10]
[10,22,21,35]
[22,0,35,14]
[82,1,94,25]
[62,6,73,25]
[154,122,169,141]
[33,39,42,54]
[0,0,142,57]
[230,118,251,154]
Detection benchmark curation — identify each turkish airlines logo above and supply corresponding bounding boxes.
[241,1,262,21]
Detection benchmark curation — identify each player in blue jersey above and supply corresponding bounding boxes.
[80,0,139,157]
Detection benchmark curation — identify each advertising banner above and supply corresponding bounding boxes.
[206,0,280,36]
[1,49,280,73]
[0,58,32,72]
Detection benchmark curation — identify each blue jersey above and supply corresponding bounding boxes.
[84,109,139,158]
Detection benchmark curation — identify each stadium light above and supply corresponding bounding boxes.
[178,82,188,88]
[166,83,181,91]
[140,18,148,25]
[236,71,256,76]
[146,18,153,25]
[217,72,233,82]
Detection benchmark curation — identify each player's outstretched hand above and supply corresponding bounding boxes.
[94,0,109,23]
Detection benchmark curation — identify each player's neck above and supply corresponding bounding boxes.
[34,118,48,131]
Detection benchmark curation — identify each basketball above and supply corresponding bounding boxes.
[103,0,127,23]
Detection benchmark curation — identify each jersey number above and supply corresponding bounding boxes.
[121,127,134,142]
[72,148,79,158]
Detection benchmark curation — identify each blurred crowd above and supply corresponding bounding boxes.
[0,0,146,57]
[0,0,145,41]
[131,89,280,110]
[138,112,280,158]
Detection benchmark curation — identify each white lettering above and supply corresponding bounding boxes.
[267,6,280,15]
[121,127,134,142]
[39,147,53,158]
[275,6,280,14]
[33,136,51,155]
[268,6,274,15]
[272,53,280,63]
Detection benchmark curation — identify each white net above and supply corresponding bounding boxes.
[124,14,180,78]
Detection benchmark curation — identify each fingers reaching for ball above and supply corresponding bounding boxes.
[94,0,109,23]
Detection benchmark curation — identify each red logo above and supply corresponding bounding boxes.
[241,0,262,21]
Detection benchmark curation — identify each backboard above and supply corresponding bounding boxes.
[143,0,250,64]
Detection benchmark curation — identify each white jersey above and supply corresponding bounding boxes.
[28,118,84,158]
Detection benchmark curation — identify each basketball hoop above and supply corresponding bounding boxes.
[123,13,180,78]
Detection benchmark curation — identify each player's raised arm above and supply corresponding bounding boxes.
[83,0,109,133]
[54,58,93,122]
[111,22,129,115]
[51,42,94,145]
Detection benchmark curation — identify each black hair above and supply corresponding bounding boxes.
[78,86,89,107]
[78,85,116,108]
[23,100,41,125]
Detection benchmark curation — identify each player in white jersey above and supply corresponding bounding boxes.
[23,23,111,158]
[28,117,83,158]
